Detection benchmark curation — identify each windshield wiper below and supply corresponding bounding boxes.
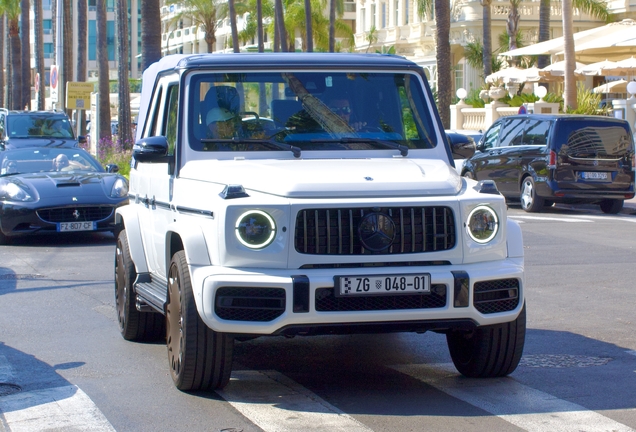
[200,138,301,158]
[292,137,409,157]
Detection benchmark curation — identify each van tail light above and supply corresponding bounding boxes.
[548,150,557,169]
[632,153,635,171]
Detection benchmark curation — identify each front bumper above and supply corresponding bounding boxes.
[191,257,524,335]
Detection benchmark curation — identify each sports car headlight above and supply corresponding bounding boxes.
[235,210,276,249]
[467,205,499,244]
[110,177,129,198]
[0,182,34,202]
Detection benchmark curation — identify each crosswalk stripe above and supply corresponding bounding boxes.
[391,363,635,432]
[218,369,373,432]
[0,385,115,432]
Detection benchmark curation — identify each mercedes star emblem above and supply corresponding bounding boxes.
[358,212,396,252]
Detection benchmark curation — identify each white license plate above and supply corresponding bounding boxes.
[335,274,431,297]
[57,221,97,232]
[581,171,608,180]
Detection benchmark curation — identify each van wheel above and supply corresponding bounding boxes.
[114,230,165,341]
[599,199,623,214]
[520,177,544,212]
[447,303,526,378]
[166,250,233,391]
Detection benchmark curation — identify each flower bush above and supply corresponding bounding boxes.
[80,136,132,178]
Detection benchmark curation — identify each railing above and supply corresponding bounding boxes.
[450,99,560,132]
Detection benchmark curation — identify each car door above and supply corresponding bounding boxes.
[515,118,551,194]
[470,117,525,196]
[133,74,180,277]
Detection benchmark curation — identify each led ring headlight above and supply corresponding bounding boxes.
[467,205,499,244]
[235,210,276,249]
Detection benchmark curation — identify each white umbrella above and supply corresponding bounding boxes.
[600,56,636,76]
[592,79,628,94]
[500,19,636,62]
[575,60,621,76]
[540,61,586,79]
[485,67,541,85]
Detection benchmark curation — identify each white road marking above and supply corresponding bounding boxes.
[391,362,635,432]
[510,215,593,223]
[218,369,373,432]
[0,385,115,432]
[0,355,115,432]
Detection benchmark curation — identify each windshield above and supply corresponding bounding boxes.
[187,71,437,153]
[6,115,74,139]
[0,148,103,175]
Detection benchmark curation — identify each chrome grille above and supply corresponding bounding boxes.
[295,206,455,255]
[37,207,114,223]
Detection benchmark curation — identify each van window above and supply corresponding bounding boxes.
[482,121,501,150]
[555,120,632,157]
[499,118,525,147]
[522,119,550,146]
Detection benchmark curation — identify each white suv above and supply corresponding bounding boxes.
[115,53,526,391]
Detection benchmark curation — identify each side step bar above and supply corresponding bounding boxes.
[134,273,167,314]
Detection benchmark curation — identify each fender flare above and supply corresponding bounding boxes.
[164,221,212,271]
[115,206,149,274]
[506,218,524,259]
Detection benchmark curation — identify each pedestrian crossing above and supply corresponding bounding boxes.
[1,355,635,431]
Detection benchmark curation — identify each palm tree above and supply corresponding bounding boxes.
[20,0,29,109]
[96,0,111,141]
[116,0,132,147]
[562,0,576,110]
[506,0,520,66]
[365,25,377,53]
[537,0,550,69]
[238,0,273,48]
[77,0,88,135]
[257,0,265,52]
[141,0,161,70]
[34,0,45,110]
[0,16,5,107]
[228,0,240,52]
[282,0,347,52]
[63,0,73,113]
[481,0,492,78]
[274,0,288,51]
[304,0,313,52]
[166,0,223,53]
[328,0,336,52]
[434,0,451,128]
[0,0,22,110]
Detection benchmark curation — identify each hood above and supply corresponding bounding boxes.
[181,158,462,198]
[7,172,121,203]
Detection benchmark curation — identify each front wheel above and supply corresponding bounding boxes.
[447,304,526,378]
[599,199,623,214]
[520,177,544,212]
[166,250,234,391]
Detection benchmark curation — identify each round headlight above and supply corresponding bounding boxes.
[467,205,499,244]
[235,210,276,249]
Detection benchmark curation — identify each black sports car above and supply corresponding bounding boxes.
[0,147,128,243]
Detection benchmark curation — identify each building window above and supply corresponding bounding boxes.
[395,0,400,26]
[405,0,409,24]
[107,20,115,61]
[106,0,114,12]
[88,0,96,11]
[43,19,52,34]
[371,4,376,28]
[42,0,51,10]
[88,20,96,60]
[454,63,463,96]
[381,3,386,28]
[44,43,54,59]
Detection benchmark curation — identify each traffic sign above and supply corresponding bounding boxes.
[50,65,58,102]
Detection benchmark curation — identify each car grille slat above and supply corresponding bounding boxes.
[295,206,455,255]
[37,206,114,223]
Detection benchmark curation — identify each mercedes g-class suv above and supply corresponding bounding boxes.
[115,53,526,391]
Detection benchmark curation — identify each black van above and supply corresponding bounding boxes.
[463,114,635,213]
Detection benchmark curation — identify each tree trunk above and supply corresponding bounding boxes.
[537,0,550,69]
[304,0,313,52]
[257,0,264,53]
[8,18,22,111]
[141,0,162,71]
[229,0,240,53]
[34,0,45,110]
[481,0,492,78]
[116,0,132,147]
[562,0,577,110]
[96,0,111,142]
[434,0,451,129]
[329,0,336,52]
[20,0,30,109]
[275,0,287,52]
[0,16,7,108]
[63,0,73,114]
[77,0,87,135]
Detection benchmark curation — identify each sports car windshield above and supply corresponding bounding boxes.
[0,148,103,175]
[187,71,438,153]
[6,115,74,139]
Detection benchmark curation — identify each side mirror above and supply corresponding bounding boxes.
[77,135,87,145]
[448,134,476,160]
[132,136,172,163]
[105,164,119,173]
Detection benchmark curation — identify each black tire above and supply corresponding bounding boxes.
[0,230,8,245]
[447,303,526,378]
[115,230,165,341]
[520,177,544,212]
[166,250,233,391]
[599,199,623,214]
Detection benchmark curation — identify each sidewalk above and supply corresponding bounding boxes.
[622,196,636,214]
